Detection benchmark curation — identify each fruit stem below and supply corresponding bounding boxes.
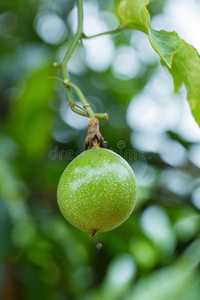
[61,0,83,80]
[64,80,95,119]
[58,0,83,104]
[89,231,102,249]
[69,101,108,120]
[55,0,109,120]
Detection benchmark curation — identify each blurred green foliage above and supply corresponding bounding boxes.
[0,0,200,299]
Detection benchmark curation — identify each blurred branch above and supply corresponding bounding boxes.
[2,263,20,300]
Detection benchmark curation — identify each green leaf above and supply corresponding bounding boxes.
[8,65,54,163]
[118,0,150,34]
[168,41,200,126]
[148,29,183,68]
[117,0,200,127]
[165,59,183,92]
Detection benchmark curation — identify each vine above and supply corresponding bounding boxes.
[54,0,200,126]
[54,0,108,122]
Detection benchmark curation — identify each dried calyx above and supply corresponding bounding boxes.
[84,118,107,150]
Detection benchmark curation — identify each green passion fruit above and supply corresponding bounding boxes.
[57,148,137,235]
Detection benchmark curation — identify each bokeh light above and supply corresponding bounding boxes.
[35,12,68,45]
[111,46,141,80]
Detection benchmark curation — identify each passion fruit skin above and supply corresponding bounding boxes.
[57,148,137,233]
